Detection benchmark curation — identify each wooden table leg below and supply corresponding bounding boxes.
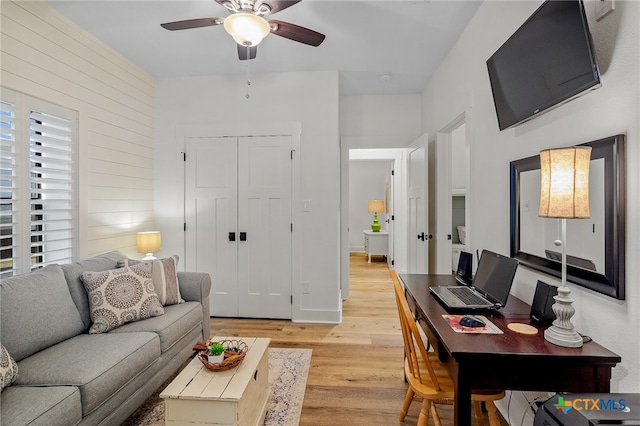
[454,366,473,426]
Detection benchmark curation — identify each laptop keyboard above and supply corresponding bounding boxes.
[448,287,487,305]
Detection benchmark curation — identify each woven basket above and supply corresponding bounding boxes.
[196,339,248,372]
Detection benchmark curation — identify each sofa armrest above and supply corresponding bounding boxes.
[177,272,211,341]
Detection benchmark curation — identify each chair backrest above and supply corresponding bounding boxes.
[391,270,442,391]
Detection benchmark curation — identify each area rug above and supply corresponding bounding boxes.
[121,348,312,426]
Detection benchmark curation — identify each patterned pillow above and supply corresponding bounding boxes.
[120,256,183,306]
[81,262,164,334]
[0,344,18,392]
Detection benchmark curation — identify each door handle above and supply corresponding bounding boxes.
[417,232,425,241]
[228,232,236,242]
[239,232,247,241]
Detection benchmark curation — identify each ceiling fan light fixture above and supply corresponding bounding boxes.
[223,13,270,47]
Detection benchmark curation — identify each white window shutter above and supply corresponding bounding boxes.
[0,100,17,277]
[28,110,74,269]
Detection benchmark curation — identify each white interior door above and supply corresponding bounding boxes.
[386,164,394,268]
[237,136,292,318]
[407,134,429,273]
[185,136,292,319]
[185,137,238,316]
[435,131,453,274]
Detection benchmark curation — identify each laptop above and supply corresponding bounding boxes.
[455,250,473,285]
[431,249,519,310]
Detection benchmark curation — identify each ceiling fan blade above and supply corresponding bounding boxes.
[238,44,258,60]
[160,17,223,31]
[269,20,325,46]
[263,0,303,15]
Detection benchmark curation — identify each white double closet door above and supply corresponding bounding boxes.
[185,136,292,319]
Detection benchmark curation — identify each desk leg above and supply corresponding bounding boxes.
[454,367,473,426]
[368,253,371,263]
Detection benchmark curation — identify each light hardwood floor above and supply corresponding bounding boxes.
[210,253,507,425]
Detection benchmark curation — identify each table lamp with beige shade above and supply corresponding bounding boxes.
[137,231,161,260]
[368,200,384,232]
[538,146,592,348]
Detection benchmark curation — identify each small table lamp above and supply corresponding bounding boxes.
[368,200,385,232]
[137,231,162,260]
[538,146,591,348]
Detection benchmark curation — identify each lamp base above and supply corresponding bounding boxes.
[544,286,583,348]
[142,253,157,261]
[371,213,381,232]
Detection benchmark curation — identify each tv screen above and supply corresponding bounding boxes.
[486,0,600,131]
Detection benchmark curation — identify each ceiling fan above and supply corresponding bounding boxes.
[160,0,325,60]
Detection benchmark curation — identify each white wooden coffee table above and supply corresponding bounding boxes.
[161,337,271,426]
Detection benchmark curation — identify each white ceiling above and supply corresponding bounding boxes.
[45,0,483,96]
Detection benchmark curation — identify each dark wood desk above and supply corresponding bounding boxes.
[400,274,621,426]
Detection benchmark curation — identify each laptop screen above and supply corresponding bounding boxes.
[456,251,473,282]
[472,250,519,306]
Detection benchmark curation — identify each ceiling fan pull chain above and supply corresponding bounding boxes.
[245,45,251,99]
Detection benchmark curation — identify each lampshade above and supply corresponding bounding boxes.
[137,231,161,255]
[368,200,385,214]
[539,146,591,219]
[223,13,270,47]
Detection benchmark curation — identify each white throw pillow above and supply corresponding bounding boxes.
[0,344,18,392]
[122,256,183,306]
[81,262,164,334]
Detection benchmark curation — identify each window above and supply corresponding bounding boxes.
[0,89,77,277]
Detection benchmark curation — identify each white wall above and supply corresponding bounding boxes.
[421,0,640,421]
[155,71,341,323]
[349,160,390,251]
[1,1,156,259]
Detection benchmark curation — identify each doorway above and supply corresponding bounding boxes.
[434,113,470,274]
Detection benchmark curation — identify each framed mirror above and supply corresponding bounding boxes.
[510,135,626,300]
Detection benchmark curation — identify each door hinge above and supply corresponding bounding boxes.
[391,215,395,221]
[391,259,395,266]
[291,295,293,304]
[391,169,395,176]
[183,223,186,231]
[182,152,186,161]
[291,223,293,232]
[291,150,294,160]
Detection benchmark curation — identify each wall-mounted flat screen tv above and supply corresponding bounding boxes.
[486,0,601,131]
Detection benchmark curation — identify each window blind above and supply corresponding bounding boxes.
[29,110,74,269]
[0,89,76,277]
[0,100,16,277]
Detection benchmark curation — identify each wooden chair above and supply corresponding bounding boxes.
[391,270,505,426]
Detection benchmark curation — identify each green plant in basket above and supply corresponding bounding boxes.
[209,343,224,356]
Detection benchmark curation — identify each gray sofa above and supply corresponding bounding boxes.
[0,251,211,426]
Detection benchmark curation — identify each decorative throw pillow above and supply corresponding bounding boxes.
[119,255,183,306]
[0,344,18,392]
[81,262,164,334]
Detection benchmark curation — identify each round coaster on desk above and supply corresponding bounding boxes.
[508,323,538,335]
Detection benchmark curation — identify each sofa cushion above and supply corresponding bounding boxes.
[112,301,203,352]
[81,262,164,333]
[14,332,160,417]
[121,255,183,306]
[0,264,85,361]
[1,385,82,426]
[61,250,127,329]
[0,344,18,391]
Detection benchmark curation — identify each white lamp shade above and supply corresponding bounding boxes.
[368,200,385,213]
[137,231,161,254]
[223,13,270,47]
[539,146,591,219]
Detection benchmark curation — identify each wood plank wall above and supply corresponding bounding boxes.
[0,0,156,258]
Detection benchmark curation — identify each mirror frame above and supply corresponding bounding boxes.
[510,135,626,300]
